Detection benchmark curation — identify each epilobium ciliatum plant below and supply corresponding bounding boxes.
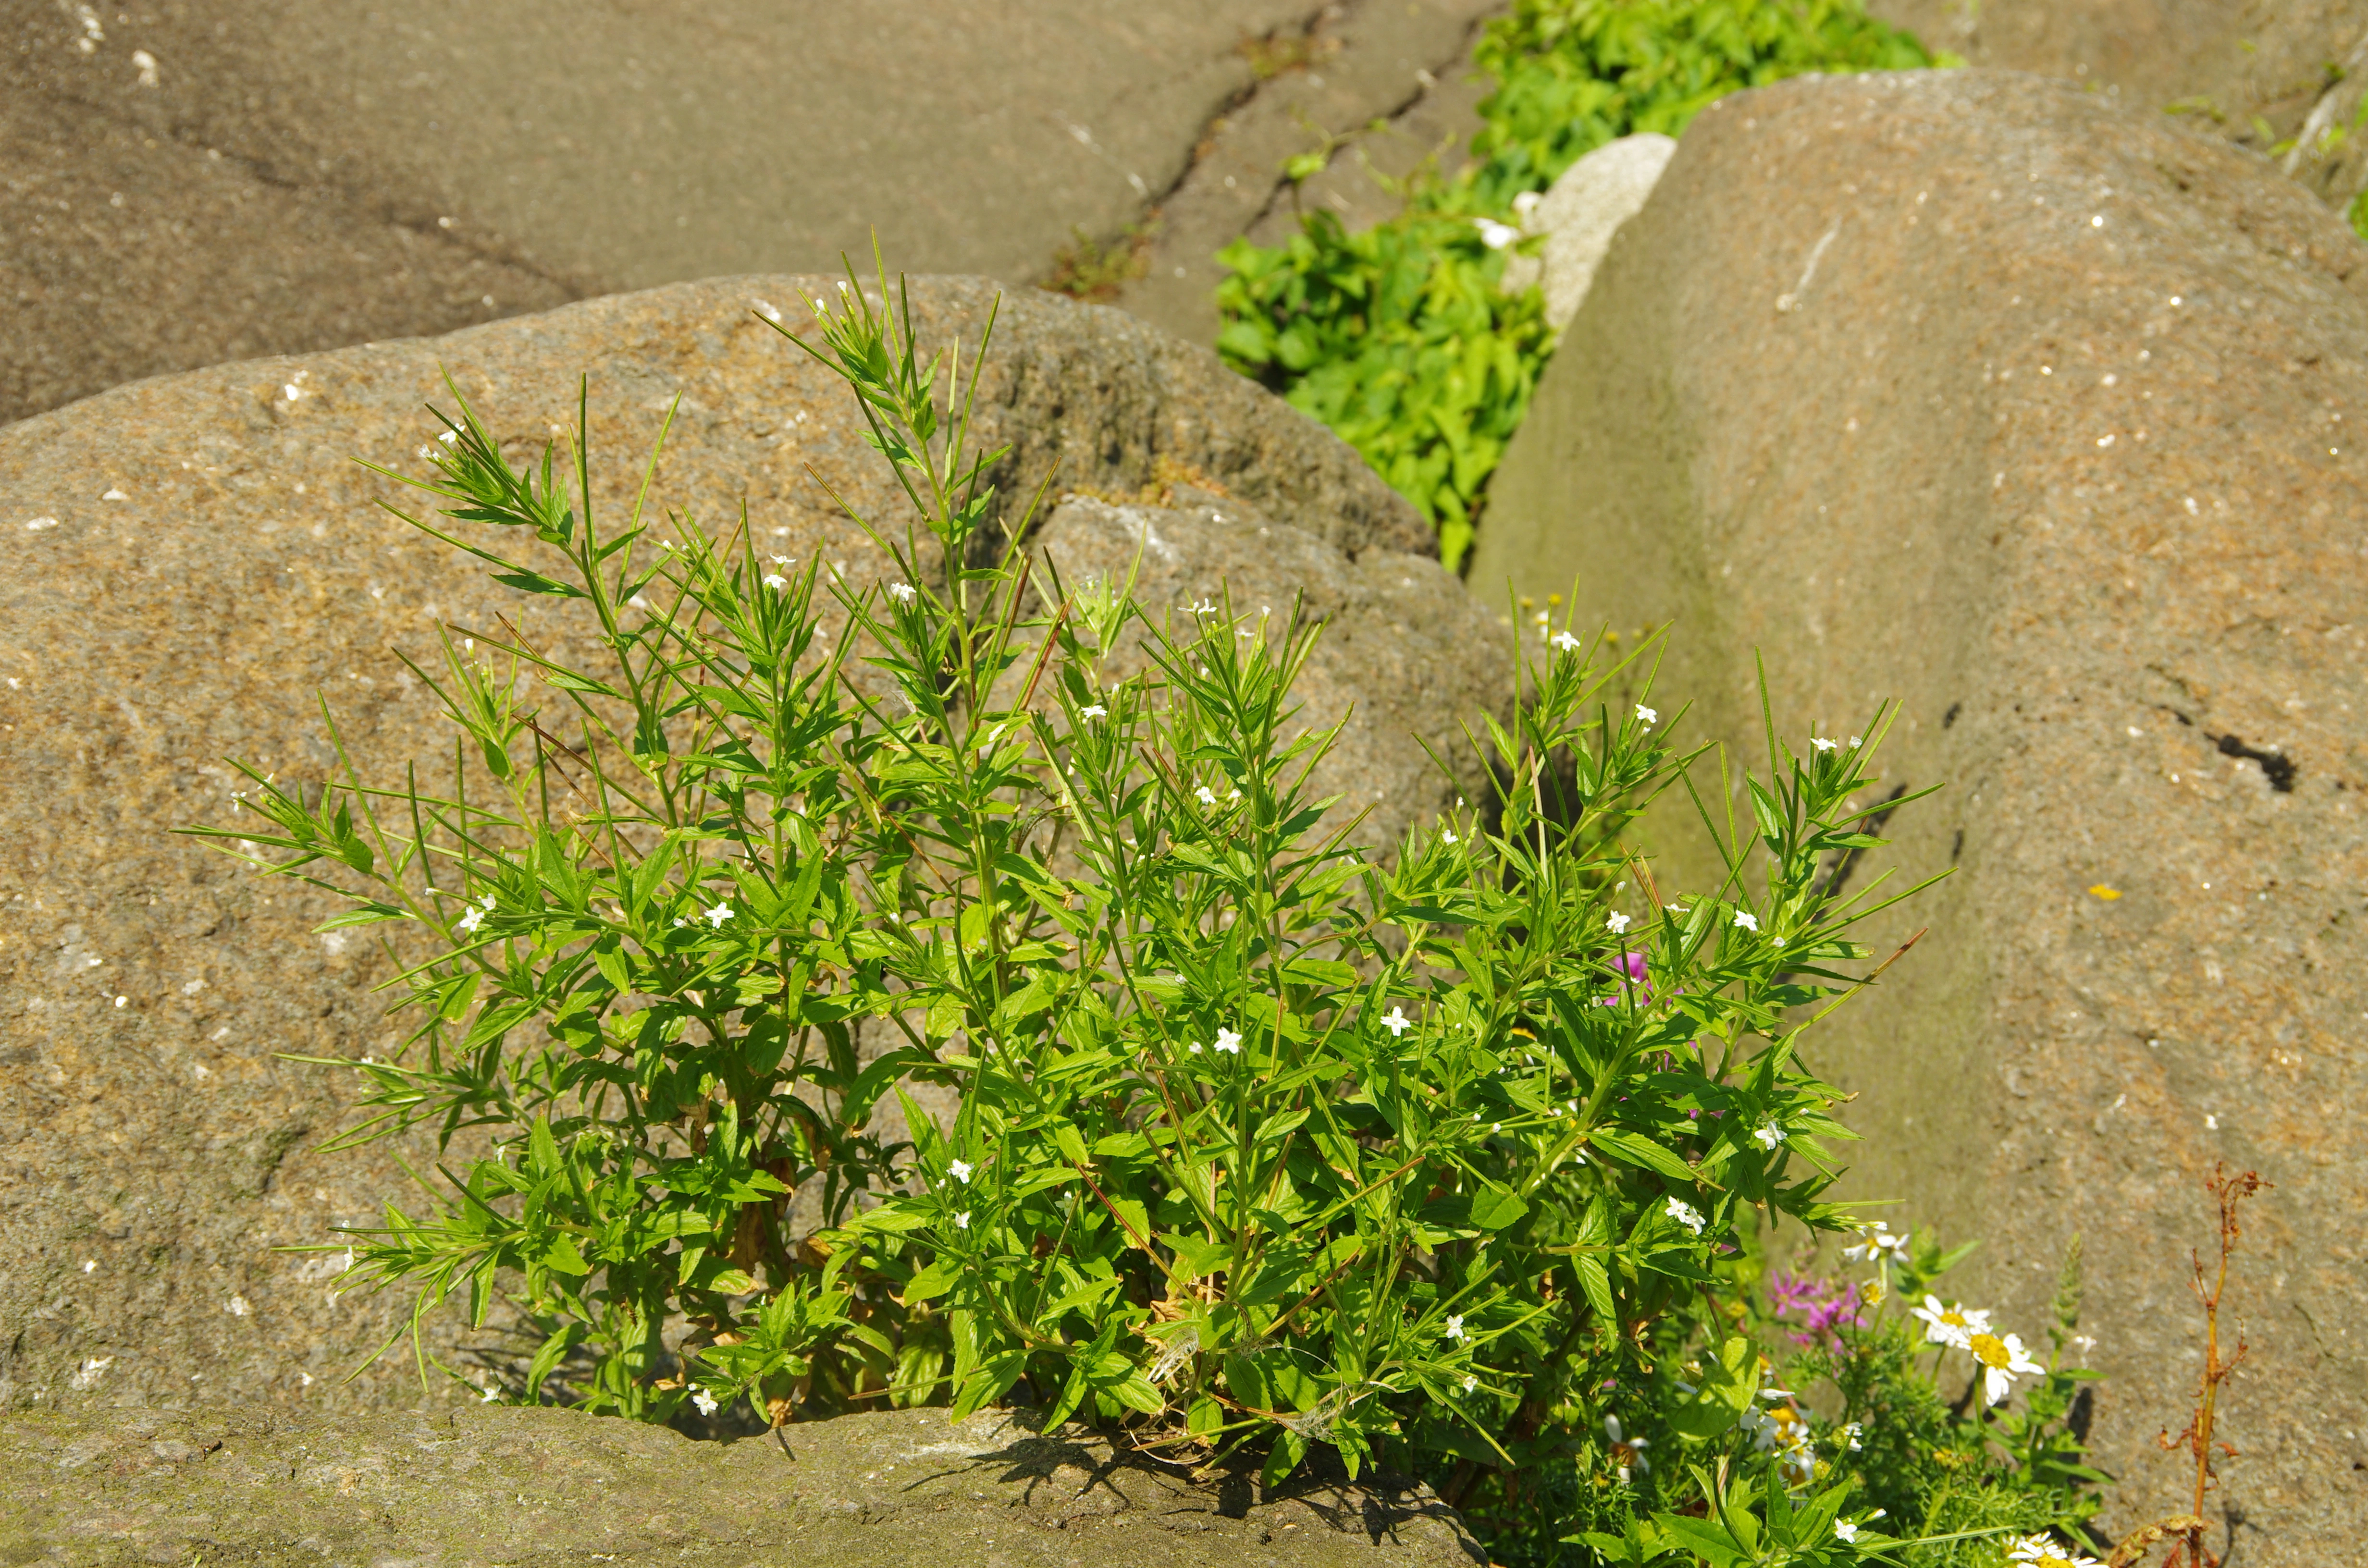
[185,260,2018,1560]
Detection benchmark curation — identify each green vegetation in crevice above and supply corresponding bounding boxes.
[1213,0,1944,571]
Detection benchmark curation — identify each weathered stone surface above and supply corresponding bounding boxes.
[1502,134,1677,331]
[1474,70,2368,1560]
[1,0,1330,424]
[0,276,1440,1418]
[1027,495,1506,857]
[0,1402,1484,1566]
[1869,0,2368,209]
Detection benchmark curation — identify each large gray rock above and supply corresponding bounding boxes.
[0,1402,1484,1566]
[1473,70,2368,1562]
[0,276,1455,1418]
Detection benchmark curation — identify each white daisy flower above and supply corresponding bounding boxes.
[1910,1294,1991,1349]
[1841,1224,1911,1265]
[1969,1330,2045,1407]
[2007,1536,2105,1568]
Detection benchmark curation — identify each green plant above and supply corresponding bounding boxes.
[181,263,2091,1564]
[1215,0,1940,569]
[1042,220,1157,303]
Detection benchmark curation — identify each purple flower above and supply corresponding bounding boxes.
[1596,951,1653,1007]
[1766,1270,1868,1348]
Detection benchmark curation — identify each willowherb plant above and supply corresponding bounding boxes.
[184,260,1975,1553]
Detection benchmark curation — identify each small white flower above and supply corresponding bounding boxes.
[2008,1534,2104,1568]
[1606,912,1632,934]
[691,1389,720,1417]
[703,901,733,928]
[1635,704,1658,725]
[1512,190,1542,222]
[1551,630,1579,651]
[480,1383,499,1403]
[1911,1294,1991,1349]
[955,1212,972,1230]
[1969,1330,2045,1407]
[1443,1313,1467,1342]
[1732,910,1760,932]
[949,1159,974,1183]
[1475,217,1520,249]
[762,574,787,590]
[1214,1027,1243,1054]
[1380,1006,1413,1038]
[1843,1225,1912,1265]
[1835,1519,1861,1544]
[1196,785,1218,806]
[1840,1421,1863,1452]
[768,554,796,566]
[1752,1123,1786,1151]
[1187,597,1218,615]
[1849,735,1863,747]
[886,581,918,604]
[1810,736,1838,752]
[1460,1374,1477,1393]
[1188,1042,1203,1054]
[438,430,458,445]
[1664,1196,1705,1235]
[455,906,487,934]
[1442,829,1458,845]
[1079,703,1107,721]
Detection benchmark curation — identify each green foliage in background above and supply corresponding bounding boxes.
[181,270,2104,1567]
[1214,0,1939,570]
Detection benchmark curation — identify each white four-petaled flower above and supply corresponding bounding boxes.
[1551,630,1579,651]
[1079,703,1107,721]
[1732,910,1760,932]
[1635,704,1657,725]
[692,1389,720,1417]
[1810,736,1837,752]
[762,574,787,590]
[1834,1520,1861,1544]
[1475,217,1520,249]
[954,1212,972,1230]
[886,581,918,604]
[1606,912,1632,934]
[1214,1027,1243,1054]
[1752,1123,1786,1151]
[1196,785,1218,806]
[949,1159,974,1184]
[703,901,733,928]
[1443,1313,1467,1341]
[1664,1196,1705,1235]
[1380,1006,1413,1038]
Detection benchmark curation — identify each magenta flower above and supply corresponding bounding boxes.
[1766,1270,1868,1348]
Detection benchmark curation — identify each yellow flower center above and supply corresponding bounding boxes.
[1968,1332,2010,1369]
[1940,1308,1967,1327]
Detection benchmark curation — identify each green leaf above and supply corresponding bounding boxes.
[1665,1335,1755,1441]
